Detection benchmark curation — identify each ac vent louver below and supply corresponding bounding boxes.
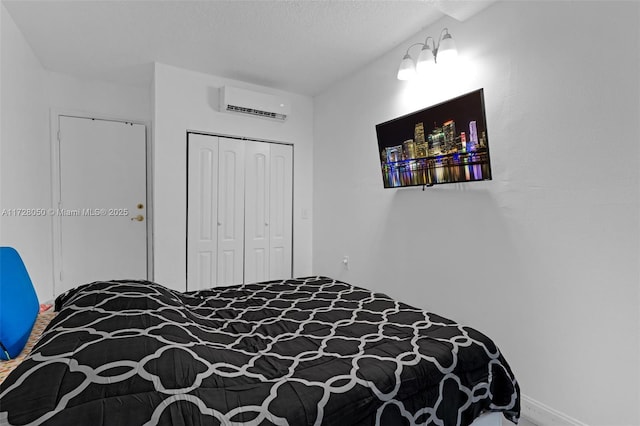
[225,104,287,121]
[220,86,291,122]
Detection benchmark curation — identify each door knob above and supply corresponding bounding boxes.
[131,215,144,222]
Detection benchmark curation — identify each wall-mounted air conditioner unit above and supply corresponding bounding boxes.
[220,86,291,121]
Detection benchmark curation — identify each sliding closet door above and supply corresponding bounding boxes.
[245,142,293,283]
[269,144,293,280]
[217,138,245,286]
[187,134,292,290]
[187,134,218,290]
[244,141,271,284]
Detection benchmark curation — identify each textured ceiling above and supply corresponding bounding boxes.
[2,0,496,96]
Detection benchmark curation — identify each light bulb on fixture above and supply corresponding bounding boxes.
[396,28,458,80]
[435,29,458,65]
[397,52,417,81]
[416,38,436,75]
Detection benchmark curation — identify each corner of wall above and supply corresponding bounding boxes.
[1,1,53,301]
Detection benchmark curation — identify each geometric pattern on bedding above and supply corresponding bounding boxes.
[0,277,520,426]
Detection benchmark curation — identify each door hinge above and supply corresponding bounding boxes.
[57,130,61,141]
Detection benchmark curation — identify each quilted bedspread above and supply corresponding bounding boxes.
[0,277,519,426]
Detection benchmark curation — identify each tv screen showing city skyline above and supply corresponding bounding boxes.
[375,88,492,188]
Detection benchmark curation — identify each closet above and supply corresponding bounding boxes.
[187,133,293,290]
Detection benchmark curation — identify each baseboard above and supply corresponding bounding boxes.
[521,394,588,426]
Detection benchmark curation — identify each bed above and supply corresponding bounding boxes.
[0,276,520,425]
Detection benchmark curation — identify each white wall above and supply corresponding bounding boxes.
[1,3,152,300]
[46,71,151,122]
[153,63,313,291]
[0,3,51,301]
[313,2,639,425]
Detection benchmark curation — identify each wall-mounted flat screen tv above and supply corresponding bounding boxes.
[375,88,492,188]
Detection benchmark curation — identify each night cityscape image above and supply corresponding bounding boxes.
[375,89,492,188]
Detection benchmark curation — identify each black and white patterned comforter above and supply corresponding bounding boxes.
[0,277,519,426]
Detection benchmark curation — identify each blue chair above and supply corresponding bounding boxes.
[0,247,39,360]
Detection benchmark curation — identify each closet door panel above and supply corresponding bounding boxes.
[188,134,292,288]
[217,138,245,286]
[244,141,270,284]
[187,134,219,291]
[269,144,293,280]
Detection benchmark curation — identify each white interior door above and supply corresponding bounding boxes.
[217,137,245,286]
[269,144,293,280]
[57,116,147,294]
[244,141,271,284]
[187,134,219,290]
[186,134,292,290]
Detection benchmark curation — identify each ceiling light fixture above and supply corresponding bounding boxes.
[397,28,458,81]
